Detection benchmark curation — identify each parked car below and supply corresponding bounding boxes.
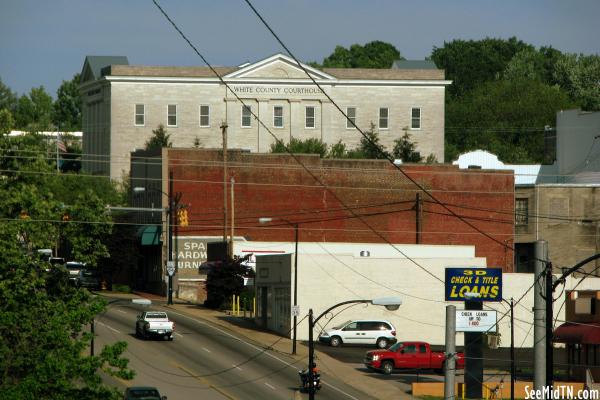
[123,386,167,400]
[135,311,175,341]
[318,320,397,348]
[66,262,86,287]
[364,341,465,374]
[77,268,101,290]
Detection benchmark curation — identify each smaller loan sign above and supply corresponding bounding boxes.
[445,267,502,302]
[456,310,497,332]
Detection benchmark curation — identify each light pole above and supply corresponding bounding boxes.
[307,297,402,400]
[133,172,181,305]
[259,217,299,355]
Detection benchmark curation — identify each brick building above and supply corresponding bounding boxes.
[131,149,514,296]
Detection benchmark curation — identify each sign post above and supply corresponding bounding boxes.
[445,267,503,400]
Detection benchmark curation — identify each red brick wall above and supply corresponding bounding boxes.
[168,149,515,271]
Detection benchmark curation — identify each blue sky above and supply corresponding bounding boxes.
[1,0,599,97]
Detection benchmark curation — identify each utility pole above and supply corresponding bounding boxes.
[444,304,456,400]
[464,299,483,399]
[221,122,228,255]
[533,240,547,390]
[292,223,298,355]
[230,177,235,258]
[546,263,554,387]
[415,192,422,244]
[167,171,174,305]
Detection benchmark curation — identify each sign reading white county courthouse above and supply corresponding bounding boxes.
[230,85,324,96]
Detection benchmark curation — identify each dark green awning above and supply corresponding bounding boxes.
[137,225,161,246]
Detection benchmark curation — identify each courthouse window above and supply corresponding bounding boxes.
[515,198,529,225]
[199,105,210,127]
[379,107,389,129]
[135,104,145,126]
[411,107,421,129]
[241,105,252,128]
[305,106,315,128]
[167,104,177,127]
[346,107,356,129]
[273,106,283,128]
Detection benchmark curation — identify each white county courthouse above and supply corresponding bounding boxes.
[79,54,450,180]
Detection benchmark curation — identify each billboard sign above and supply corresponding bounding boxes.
[445,267,502,302]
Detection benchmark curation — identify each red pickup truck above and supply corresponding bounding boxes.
[364,341,465,375]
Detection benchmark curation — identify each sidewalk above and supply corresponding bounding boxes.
[121,291,416,400]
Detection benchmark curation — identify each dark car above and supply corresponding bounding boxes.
[123,386,167,400]
[78,268,101,290]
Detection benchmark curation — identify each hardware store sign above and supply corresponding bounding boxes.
[445,267,502,302]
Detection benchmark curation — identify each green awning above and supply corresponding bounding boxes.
[137,225,162,246]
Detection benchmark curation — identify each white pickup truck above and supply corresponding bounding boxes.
[135,311,174,341]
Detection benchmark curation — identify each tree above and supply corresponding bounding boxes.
[14,86,54,131]
[53,73,82,131]
[445,78,574,163]
[0,133,133,399]
[0,108,13,135]
[321,41,402,68]
[144,124,172,151]
[358,123,389,159]
[553,53,600,111]
[431,37,532,98]
[503,46,564,84]
[0,76,17,113]
[205,255,252,309]
[392,130,422,162]
[270,137,328,157]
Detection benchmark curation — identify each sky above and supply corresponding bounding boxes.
[1,0,599,97]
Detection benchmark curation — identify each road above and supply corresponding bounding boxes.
[94,297,376,400]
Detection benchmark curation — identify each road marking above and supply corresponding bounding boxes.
[167,309,360,400]
[202,347,211,353]
[174,332,183,338]
[232,364,242,371]
[175,364,237,400]
[116,309,127,314]
[96,321,121,334]
[264,382,275,390]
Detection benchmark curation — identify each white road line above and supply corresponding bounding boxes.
[174,332,183,338]
[232,364,242,371]
[202,347,211,353]
[264,382,275,390]
[167,310,360,400]
[96,321,121,334]
[116,309,127,314]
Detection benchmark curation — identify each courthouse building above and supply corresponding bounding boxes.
[80,54,450,180]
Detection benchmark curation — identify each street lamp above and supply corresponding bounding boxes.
[133,172,181,305]
[259,217,299,355]
[307,297,402,399]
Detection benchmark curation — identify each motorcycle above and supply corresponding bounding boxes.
[299,369,322,393]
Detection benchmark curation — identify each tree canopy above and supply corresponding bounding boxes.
[320,41,403,68]
[53,74,82,131]
[144,124,172,151]
[0,133,133,398]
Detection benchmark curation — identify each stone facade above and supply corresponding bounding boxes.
[81,54,449,180]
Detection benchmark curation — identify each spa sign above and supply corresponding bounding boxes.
[445,267,502,302]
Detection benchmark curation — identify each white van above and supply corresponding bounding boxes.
[318,320,397,349]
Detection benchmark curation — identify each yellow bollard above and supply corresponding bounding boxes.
[253,297,256,318]
[236,295,240,316]
[232,294,235,315]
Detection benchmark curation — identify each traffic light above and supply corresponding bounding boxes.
[19,210,30,220]
[62,213,70,222]
[177,209,188,227]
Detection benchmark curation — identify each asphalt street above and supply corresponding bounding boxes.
[94,297,377,400]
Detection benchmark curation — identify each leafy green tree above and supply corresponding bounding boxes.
[53,73,82,131]
[0,76,17,113]
[503,46,564,84]
[0,134,133,399]
[553,53,600,111]
[358,122,389,159]
[270,137,328,157]
[445,78,574,163]
[0,108,13,135]
[205,255,252,309]
[14,86,54,131]
[322,41,402,68]
[431,37,532,97]
[144,124,172,151]
[393,130,422,162]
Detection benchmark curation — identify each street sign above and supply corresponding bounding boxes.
[166,261,175,276]
[291,305,300,317]
[456,310,497,332]
[445,267,502,302]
